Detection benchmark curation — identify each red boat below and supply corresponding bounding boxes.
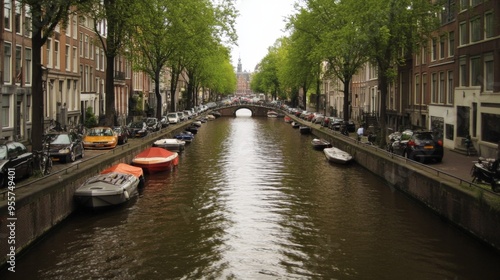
[132,147,179,173]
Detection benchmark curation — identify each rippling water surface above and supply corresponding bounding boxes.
[5,115,500,279]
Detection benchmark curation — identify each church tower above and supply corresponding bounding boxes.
[237,57,243,73]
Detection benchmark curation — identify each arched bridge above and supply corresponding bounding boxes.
[214,104,283,117]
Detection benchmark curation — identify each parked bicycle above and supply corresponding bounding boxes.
[33,144,53,176]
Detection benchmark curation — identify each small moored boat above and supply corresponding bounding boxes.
[311,138,332,150]
[299,126,311,134]
[267,110,279,118]
[74,163,143,209]
[174,131,194,142]
[291,121,300,128]
[284,116,292,123]
[153,138,186,152]
[323,147,353,164]
[132,147,179,173]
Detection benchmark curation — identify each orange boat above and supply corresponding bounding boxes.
[132,147,179,173]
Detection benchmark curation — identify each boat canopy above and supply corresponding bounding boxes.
[101,163,144,178]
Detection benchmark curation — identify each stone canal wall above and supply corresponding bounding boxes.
[312,125,500,251]
[0,124,189,268]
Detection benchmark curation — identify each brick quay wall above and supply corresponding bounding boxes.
[1,113,500,267]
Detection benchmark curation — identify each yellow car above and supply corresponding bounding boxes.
[83,127,118,149]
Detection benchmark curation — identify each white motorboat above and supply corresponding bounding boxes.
[153,138,186,152]
[323,147,353,164]
[267,110,279,118]
[74,164,143,209]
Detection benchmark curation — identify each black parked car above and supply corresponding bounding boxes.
[145,117,161,131]
[0,140,33,187]
[113,126,129,144]
[390,130,443,162]
[45,132,85,163]
[128,121,148,138]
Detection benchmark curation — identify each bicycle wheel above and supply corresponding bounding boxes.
[39,156,46,175]
[45,157,53,175]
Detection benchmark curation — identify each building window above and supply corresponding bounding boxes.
[448,32,455,57]
[72,15,77,39]
[90,41,94,59]
[459,21,467,45]
[470,17,481,43]
[65,45,70,71]
[80,65,84,91]
[471,0,481,6]
[4,0,11,30]
[15,2,21,34]
[432,73,437,103]
[459,58,467,86]
[3,42,12,84]
[482,113,500,144]
[415,74,421,105]
[47,38,52,67]
[26,95,31,122]
[485,55,494,92]
[73,46,77,73]
[54,40,60,69]
[470,57,481,87]
[2,95,10,127]
[25,48,31,85]
[439,72,445,104]
[485,12,493,39]
[24,9,31,37]
[79,33,83,57]
[85,35,89,58]
[431,38,437,61]
[85,65,89,92]
[96,47,100,70]
[15,45,21,83]
[460,0,469,10]
[447,71,454,104]
[439,35,445,59]
[422,74,427,104]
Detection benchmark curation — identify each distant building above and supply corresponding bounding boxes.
[235,58,252,96]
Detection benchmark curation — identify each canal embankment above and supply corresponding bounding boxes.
[301,116,500,252]
[0,122,193,267]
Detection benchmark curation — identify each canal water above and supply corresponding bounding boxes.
[4,113,500,279]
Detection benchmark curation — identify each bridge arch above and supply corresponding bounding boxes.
[215,104,280,117]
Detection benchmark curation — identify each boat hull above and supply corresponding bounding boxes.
[323,147,353,164]
[311,138,332,150]
[299,126,311,134]
[153,139,186,152]
[74,172,139,209]
[132,154,178,173]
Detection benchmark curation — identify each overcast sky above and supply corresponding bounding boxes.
[231,0,295,72]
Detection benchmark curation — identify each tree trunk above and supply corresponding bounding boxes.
[105,54,115,126]
[31,28,44,151]
[315,78,321,113]
[155,70,162,119]
[343,76,351,122]
[378,67,388,147]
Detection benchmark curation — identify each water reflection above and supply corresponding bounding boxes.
[4,116,500,279]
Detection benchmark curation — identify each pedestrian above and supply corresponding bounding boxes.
[465,135,472,156]
[357,126,364,141]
